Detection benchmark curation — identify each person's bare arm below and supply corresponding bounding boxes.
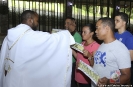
[118,68,131,84]
[72,49,77,59]
[129,50,133,61]
[87,51,97,67]
[97,68,131,86]
[83,49,94,66]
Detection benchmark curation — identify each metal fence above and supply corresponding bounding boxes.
[0,0,133,34]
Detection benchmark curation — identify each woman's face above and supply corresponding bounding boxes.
[82,26,93,41]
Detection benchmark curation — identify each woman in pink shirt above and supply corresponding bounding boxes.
[73,24,100,87]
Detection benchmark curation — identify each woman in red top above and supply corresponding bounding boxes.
[73,24,100,87]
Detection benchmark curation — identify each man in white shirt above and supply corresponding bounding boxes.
[0,10,75,87]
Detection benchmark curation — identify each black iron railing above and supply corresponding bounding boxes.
[0,0,133,34]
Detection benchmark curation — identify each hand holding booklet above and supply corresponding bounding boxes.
[51,29,62,33]
[78,60,100,85]
[71,42,84,53]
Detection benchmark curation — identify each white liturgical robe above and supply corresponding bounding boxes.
[0,24,75,87]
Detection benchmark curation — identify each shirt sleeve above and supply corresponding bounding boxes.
[116,46,131,69]
[74,33,82,44]
[125,36,133,50]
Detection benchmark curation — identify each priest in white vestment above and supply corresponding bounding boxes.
[0,10,75,87]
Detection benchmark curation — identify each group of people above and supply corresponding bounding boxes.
[0,10,133,87]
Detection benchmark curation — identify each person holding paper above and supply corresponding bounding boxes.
[92,17,131,87]
[0,10,75,87]
[65,17,82,87]
[72,24,100,87]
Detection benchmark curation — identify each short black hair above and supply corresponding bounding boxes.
[98,17,115,32]
[84,23,96,33]
[116,12,128,24]
[83,23,103,44]
[21,10,36,22]
[65,17,76,24]
[84,23,96,38]
[66,17,75,21]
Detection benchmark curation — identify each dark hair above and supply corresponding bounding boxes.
[21,10,36,22]
[65,17,76,25]
[66,17,75,21]
[98,17,115,32]
[84,23,96,39]
[83,23,103,44]
[84,23,96,33]
[115,12,128,25]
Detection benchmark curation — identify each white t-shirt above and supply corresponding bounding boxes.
[92,40,131,87]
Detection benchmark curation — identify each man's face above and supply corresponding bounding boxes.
[31,14,39,31]
[68,22,76,32]
[95,20,107,40]
[115,16,125,30]
[65,18,76,32]
[65,19,71,29]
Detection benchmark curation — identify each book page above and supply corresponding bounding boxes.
[51,29,62,33]
[71,42,84,53]
[78,60,100,85]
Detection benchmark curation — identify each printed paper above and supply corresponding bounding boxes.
[71,42,84,53]
[110,70,121,83]
[51,29,62,33]
[78,60,100,85]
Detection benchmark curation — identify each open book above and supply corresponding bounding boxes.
[78,60,100,85]
[51,29,62,33]
[71,42,84,53]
